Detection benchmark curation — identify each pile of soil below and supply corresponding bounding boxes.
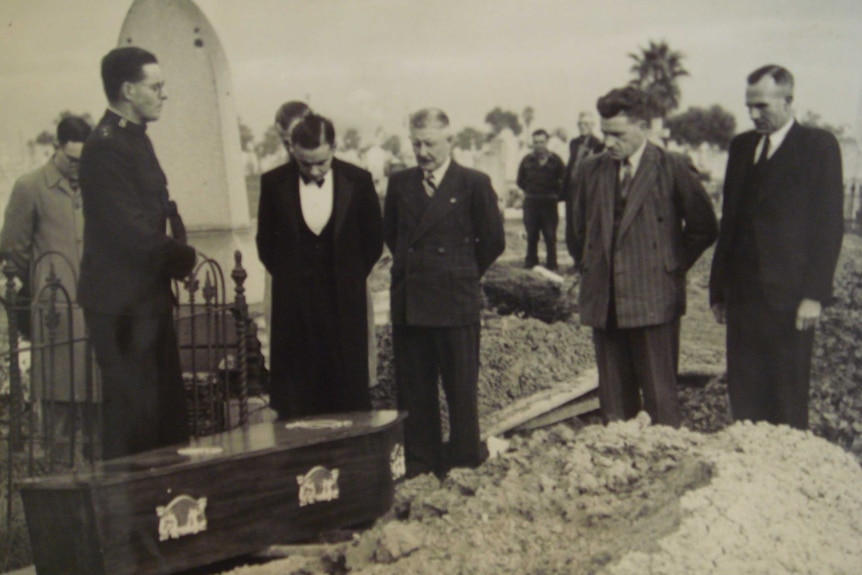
[217,415,862,575]
[810,236,862,459]
[371,312,595,418]
[482,263,578,323]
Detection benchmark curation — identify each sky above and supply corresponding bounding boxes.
[1,0,861,152]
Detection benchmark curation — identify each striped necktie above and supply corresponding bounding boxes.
[423,172,437,197]
[618,159,633,201]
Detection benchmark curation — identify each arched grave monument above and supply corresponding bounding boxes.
[118,0,265,304]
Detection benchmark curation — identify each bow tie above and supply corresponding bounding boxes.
[300,175,325,187]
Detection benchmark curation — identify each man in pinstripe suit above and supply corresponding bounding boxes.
[572,86,718,427]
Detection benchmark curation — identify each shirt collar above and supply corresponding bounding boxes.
[426,156,451,184]
[766,117,794,152]
[45,154,76,195]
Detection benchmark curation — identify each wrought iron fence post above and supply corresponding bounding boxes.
[4,262,23,453]
[231,251,248,425]
[185,273,200,437]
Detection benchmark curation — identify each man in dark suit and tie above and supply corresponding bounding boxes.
[564,111,605,262]
[384,108,505,477]
[709,65,844,429]
[572,86,717,427]
[256,113,383,419]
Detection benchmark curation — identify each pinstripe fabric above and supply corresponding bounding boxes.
[384,162,505,327]
[572,143,716,426]
[593,319,681,426]
[573,144,717,329]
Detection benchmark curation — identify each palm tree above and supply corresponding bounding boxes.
[628,40,689,119]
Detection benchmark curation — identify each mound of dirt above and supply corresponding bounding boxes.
[371,313,595,418]
[216,415,862,575]
[481,263,577,323]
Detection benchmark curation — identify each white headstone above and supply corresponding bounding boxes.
[119,0,249,232]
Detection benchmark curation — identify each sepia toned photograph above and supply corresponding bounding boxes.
[1,1,861,573]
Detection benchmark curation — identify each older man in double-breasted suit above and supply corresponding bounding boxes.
[384,108,505,477]
[572,86,717,427]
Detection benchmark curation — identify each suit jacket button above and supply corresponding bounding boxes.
[408,247,415,253]
[437,247,446,254]
[657,216,664,223]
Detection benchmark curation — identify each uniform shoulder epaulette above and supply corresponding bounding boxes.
[97,124,115,138]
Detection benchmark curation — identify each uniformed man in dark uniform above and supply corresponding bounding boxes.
[79,46,197,459]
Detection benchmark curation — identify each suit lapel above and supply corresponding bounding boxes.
[408,162,461,244]
[617,143,660,240]
[331,160,354,238]
[752,122,801,209]
[279,166,301,240]
[598,158,616,257]
[400,169,428,228]
[722,133,760,223]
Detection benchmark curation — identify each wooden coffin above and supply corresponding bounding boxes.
[21,410,406,575]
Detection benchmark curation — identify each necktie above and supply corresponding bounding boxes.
[756,135,771,167]
[423,172,437,197]
[618,159,633,201]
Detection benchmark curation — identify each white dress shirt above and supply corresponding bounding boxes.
[299,173,334,235]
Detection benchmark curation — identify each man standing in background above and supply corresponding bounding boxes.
[516,129,565,270]
[274,100,311,156]
[563,111,604,265]
[79,47,197,459]
[0,116,97,457]
[384,108,505,477]
[710,65,843,429]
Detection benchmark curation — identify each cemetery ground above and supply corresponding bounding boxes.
[2,219,862,573]
[207,228,862,575]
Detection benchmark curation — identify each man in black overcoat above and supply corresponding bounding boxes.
[79,47,197,459]
[384,108,505,477]
[256,113,383,419]
[710,64,844,429]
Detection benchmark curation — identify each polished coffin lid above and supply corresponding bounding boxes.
[22,409,405,487]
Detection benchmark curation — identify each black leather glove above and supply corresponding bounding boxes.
[165,242,197,279]
[166,200,188,244]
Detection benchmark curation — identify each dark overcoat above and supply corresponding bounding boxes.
[256,158,383,414]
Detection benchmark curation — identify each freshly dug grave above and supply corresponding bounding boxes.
[216,415,862,575]
[371,312,596,418]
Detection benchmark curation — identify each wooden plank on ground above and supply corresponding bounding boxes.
[514,396,601,432]
[481,368,598,440]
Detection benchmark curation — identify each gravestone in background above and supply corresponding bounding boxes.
[118,0,265,304]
